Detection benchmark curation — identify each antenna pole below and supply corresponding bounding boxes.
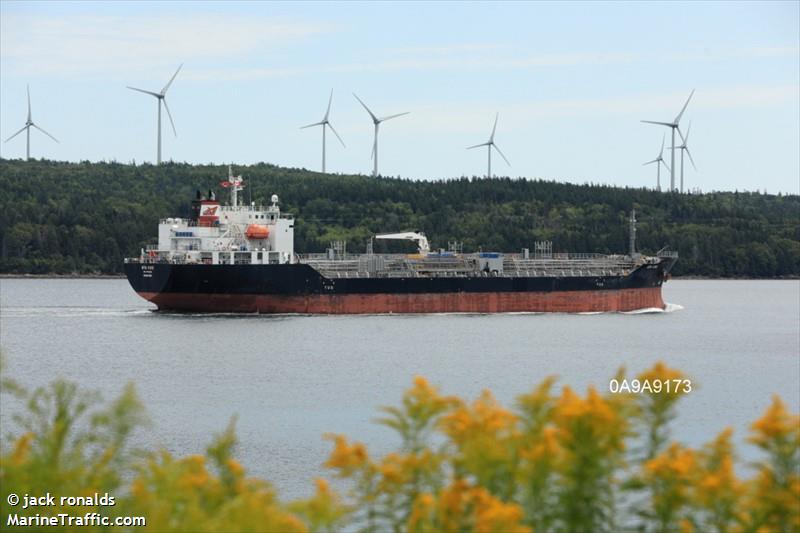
[629,209,637,256]
[228,165,236,207]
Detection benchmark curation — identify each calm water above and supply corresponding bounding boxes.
[1,279,798,499]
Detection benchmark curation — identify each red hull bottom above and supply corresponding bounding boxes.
[138,287,665,314]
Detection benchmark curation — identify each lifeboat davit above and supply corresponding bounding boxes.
[245,224,270,239]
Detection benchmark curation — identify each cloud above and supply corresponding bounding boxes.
[172,45,797,82]
[403,85,800,134]
[668,45,800,62]
[4,8,796,85]
[0,13,332,79]
[183,50,640,81]
[384,43,512,55]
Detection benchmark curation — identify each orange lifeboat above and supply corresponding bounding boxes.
[245,224,270,239]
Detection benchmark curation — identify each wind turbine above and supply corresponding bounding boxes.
[672,121,696,193]
[353,93,409,177]
[4,85,59,161]
[641,89,694,192]
[643,133,670,191]
[127,64,182,164]
[301,89,345,173]
[466,112,510,178]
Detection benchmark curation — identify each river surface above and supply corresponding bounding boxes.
[1,279,798,500]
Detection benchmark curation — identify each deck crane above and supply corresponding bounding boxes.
[375,232,430,254]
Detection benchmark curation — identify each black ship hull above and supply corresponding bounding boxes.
[124,257,676,314]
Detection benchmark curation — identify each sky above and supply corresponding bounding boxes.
[1,1,798,193]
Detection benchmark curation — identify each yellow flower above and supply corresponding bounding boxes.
[554,385,587,419]
[521,426,560,463]
[407,492,436,531]
[750,395,800,446]
[226,457,245,478]
[179,454,210,489]
[440,390,518,444]
[638,361,685,384]
[645,443,695,479]
[473,489,530,533]
[10,432,33,465]
[552,385,625,452]
[405,375,459,418]
[324,434,369,471]
[314,477,331,495]
[700,472,722,491]
[697,428,742,506]
[440,478,471,517]
[130,477,148,499]
[377,453,407,488]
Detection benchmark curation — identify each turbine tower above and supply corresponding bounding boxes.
[353,93,409,177]
[4,85,59,161]
[127,64,182,164]
[641,89,694,192]
[673,121,696,193]
[643,133,670,191]
[301,89,345,173]
[466,112,510,178]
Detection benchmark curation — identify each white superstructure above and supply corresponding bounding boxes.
[144,166,294,265]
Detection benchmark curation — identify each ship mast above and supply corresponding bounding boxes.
[225,165,244,207]
[629,209,637,257]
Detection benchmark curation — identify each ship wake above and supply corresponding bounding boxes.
[622,302,684,315]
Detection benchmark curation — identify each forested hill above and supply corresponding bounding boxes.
[1,159,798,277]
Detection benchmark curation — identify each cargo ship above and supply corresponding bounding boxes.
[124,168,677,313]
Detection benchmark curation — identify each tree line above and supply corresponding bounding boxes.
[1,158,798,277]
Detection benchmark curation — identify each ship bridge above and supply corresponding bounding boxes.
[133,167,295,266]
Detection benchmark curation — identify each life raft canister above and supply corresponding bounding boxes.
[245,224,270,239]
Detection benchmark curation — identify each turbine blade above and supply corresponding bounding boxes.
[641,120,674,127]
[493,143,511,166]
[684,121,692,143]
[677,126,687,147]
[642,158,658,166]
[660,159,671,173]
[324,88,333,121]
[27,84,31,121]
[379,111,409,122]
[685,146,697,170]
[163,98,177,137]
[490,112,498,141]
[659,133,665,156]
[353,93,378,122]
[4,124,28,143]
[327,122,346,147]
[161,63,183,95]
[674,89,694,124]
[127,86,161,98]
[300,121,324,129]
[467,142,490,149]
[32,123,59,143]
